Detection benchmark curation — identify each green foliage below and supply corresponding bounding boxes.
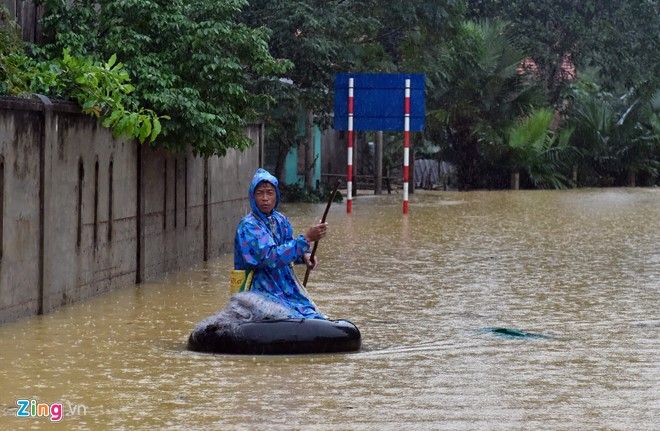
[6,0,655,188]
[242,0,373,181]
[330,188,344,203]
[39,0,289,156]
[278,183,319,204]
[426,20,546,189]
[2,4,164,143]
[467,1,595,103]
[242,0,349,114]
[55,49,165,144]
[246,1,464,183]
[507,108,574,189]
[467,1,660,100]
[585,1,659,90]
[1,46,165,144]
[280,182,343,204]
[355,0,464,72]
[0,5,27,94]
[0,5,22,54]
[567,78,660,185]
[280,183,320,203]
[0,52,31,94]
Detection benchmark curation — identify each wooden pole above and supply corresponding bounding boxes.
[409,146,415,195]
[511,171,520,190]
[303,181,340,287]
[375,131,383,195]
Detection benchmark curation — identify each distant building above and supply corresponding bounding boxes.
[517,54,576,81]
[283,115,322,189]
[263,111,322,190]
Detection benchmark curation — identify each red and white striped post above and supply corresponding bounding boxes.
[403,78,411,214]
[347,77,354,214]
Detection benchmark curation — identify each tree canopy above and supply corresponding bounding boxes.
[1,0,657,186]
[467,0,660,100]
[35,0,289,156]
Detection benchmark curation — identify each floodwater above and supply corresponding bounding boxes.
[1,188,658,430]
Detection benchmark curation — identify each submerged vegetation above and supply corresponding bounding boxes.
[280,183,343,204]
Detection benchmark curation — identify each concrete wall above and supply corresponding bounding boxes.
[0,100,41,322]
[138,146,204,281]
[139,125,261,278]
[208,147,254,259]
[207,124,262,258]
[0,96,262,324]
[43,108,139,314]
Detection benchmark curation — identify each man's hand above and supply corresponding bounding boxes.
[304,222,328,243]
[303,253,318,270]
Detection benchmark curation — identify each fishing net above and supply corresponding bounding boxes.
[192,292,291,336]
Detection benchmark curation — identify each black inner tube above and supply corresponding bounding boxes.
[188,318,361,355]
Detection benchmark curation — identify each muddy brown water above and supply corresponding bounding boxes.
[1,188,658,430]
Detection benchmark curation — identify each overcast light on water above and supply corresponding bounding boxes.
[1,188,658,430]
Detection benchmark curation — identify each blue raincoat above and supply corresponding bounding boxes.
[233,169,326,319]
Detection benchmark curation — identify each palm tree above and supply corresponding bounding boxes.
[612,87,660,186]
[506,108,574,189]
[426,20,545,189]
[567,79,659,186]
[568,97,612,184]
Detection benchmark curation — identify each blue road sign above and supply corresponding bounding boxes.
[333,73,425,132]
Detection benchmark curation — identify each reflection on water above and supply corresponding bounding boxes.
[1,189,658,430]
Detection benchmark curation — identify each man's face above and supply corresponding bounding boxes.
[254,182,276,214]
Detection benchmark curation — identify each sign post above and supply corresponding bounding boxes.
[403,78,411,214]
[347,78,354,213]
[334,73,425,214]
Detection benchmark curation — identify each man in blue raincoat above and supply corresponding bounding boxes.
[234,168,328,319]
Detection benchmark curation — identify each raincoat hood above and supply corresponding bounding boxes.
[249,168,281,219]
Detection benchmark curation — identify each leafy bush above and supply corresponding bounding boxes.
[57,50,165,144]
[567,78,660,185]
[1,47,165,143]
[38,0,289,156]
[2,4,164,143]
[506,108,574,189]
[0,5,22,54]
[280,183,343,204]
[280,184,321,203]
[427,20,546,189]
[0,5,28,94]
